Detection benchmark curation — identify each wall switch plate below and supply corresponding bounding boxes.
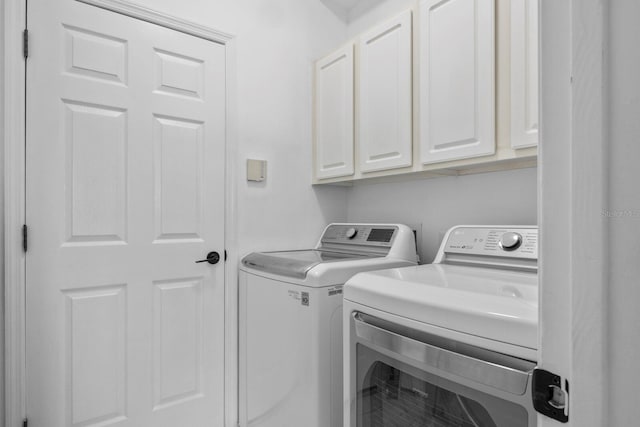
[247,159,267,182]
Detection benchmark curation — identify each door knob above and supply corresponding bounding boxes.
[195,251,220,265]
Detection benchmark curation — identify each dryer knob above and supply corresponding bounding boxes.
[345,227,358,239]
[499,232,522,251]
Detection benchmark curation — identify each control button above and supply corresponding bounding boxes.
[345,227,358,239]
[499,232,523,251]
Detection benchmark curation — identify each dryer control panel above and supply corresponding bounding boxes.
[436,226,538,270]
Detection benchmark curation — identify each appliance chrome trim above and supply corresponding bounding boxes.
[353,312,534,396]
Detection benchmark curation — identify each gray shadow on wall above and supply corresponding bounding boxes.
[320,0,388,23]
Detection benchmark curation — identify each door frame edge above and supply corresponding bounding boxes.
[4,0,27,425]
[76,0,234,44]
[3,1,239,426]
[538,0,608,425]
[223,36,240,427]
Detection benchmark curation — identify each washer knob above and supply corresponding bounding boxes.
[499,232,523,251]
[345,227,358,239]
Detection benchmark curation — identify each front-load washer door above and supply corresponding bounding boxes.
[357,351,530,426]
[352,314,537,427]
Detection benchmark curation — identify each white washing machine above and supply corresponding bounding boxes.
[239,223,418,427]
[344,226,552,427]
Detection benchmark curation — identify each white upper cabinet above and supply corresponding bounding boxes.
[511,0,539,149]
[358,10,413,173]
[419,0,496,164]
[312,0,536,184]
[315,44,355,179]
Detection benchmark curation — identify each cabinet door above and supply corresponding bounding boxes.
[358,10,413,173]
[419,0,495,164]
[511,0,539,149]
[315,45,354,179]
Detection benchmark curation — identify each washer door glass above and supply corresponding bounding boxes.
[357,345,531,427]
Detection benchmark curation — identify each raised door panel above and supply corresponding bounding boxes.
[153,115,204,242]
[64,285,127,426]
[63,25,128,85]
[420,0,495,164]
[315,45,354,179]
[358,10,413,173]
[511,0,539,149]
[63,100,127,245]
[152,278,204,410]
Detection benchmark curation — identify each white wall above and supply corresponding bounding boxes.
[0,1,5,420]
[608,0,640,424]
[346,168,538,262]
[129,0,351,255]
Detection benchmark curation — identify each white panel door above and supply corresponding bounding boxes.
[419,0,495,164]
[511,0,539,148]
[25,1,226,426]
[315,45,354,179]
[358,10,413,173]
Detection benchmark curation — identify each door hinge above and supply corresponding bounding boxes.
[532,368,569,423]
[22,224,28,252]
[23,29,29,59]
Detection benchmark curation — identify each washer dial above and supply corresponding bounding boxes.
[499,232,523,251]
[345,227,358,239]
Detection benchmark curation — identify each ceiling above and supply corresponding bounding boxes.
[320,0,386,23]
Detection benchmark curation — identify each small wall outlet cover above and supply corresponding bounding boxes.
[247,159,267,182]
[407,222,423,264]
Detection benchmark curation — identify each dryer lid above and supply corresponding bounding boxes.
[344,263,538,350]
[241,249,376,279]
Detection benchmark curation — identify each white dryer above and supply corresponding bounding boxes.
[344,226,547,427]
[239,223,418,427]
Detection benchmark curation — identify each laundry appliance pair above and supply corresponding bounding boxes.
[239,224,544,427]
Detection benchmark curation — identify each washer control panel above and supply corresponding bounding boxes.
[321,224,398,247]
[444,227,538,259]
